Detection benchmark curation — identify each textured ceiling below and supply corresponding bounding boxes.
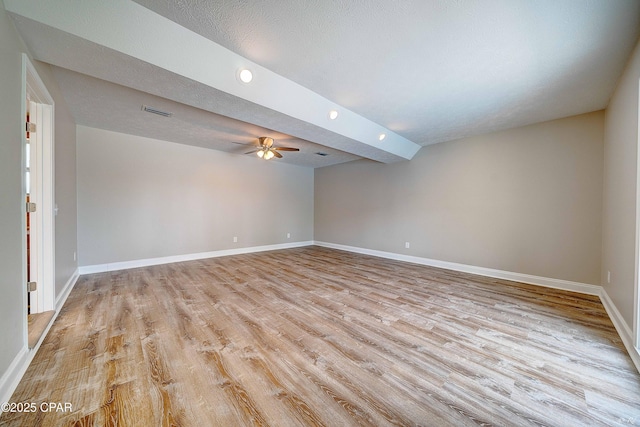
[131,0,640,144]
[5,0,640,168]
[51,67,360,167]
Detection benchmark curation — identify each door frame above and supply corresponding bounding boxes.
[636,79,640,354]
[21,54,55,315]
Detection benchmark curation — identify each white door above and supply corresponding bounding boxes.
[25,100,39,313]
[23,55,55,314]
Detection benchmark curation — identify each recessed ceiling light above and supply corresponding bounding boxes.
[329,110,338,120]
[379,133,386,141]
[238,68,253,83]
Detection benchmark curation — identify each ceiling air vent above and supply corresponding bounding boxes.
[315,152,329,157]
[142,105,172,117]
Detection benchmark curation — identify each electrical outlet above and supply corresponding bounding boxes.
[405,242,410,249]
[287,232,291,239]
[73,251,76,261]
[233,236,238,243]
[607,271,611,284]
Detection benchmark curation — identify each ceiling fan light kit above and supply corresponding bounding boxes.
[257,147,275,160]
[244,136,299,160]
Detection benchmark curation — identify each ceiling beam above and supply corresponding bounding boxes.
[5,0,421,162]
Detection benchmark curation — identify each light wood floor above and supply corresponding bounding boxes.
[2,246,639,426]
[27,310,55,349]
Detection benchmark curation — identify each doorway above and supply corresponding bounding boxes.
[22,54,55,347]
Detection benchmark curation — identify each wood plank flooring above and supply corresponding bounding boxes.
[2,246,639,426]
[27,310,55,349]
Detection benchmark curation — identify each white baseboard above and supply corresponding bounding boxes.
[0,347,28,405]
[600,288,640,373]
[314,241,602,295]
[314,241,640,373]
[3,243,638,403]
[79,241,315,275]
[0,269,79,405]
[56,269,79,312]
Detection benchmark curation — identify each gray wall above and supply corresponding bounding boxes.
[0,1,28,378]
[76,126,314,266]
[602,37,640,329]
[0,5,77,383]
[315,111,604,285]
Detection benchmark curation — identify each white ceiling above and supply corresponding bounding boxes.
[5,0,640,168]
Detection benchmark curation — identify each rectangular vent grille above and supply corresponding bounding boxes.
[315,152,329,157]
[142,105,172,117]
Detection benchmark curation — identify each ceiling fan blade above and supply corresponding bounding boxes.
[273,150,283,158]
[244,149,260,154]
[273,147,299,151]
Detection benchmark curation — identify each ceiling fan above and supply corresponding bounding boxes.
[244,137,299,160]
